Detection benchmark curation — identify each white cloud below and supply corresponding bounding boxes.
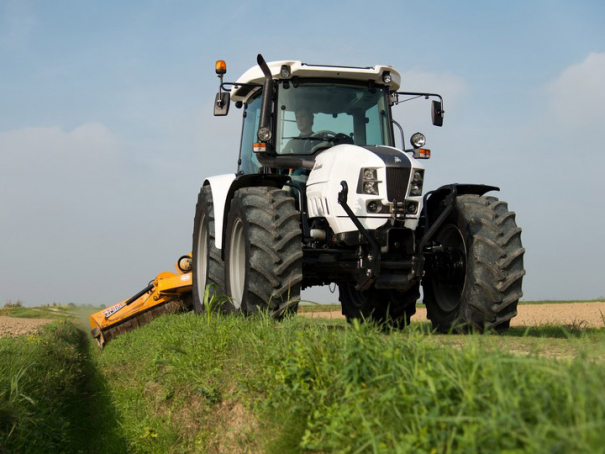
[0,122,131,304]
[1,122,118,158]
[0,123,121,182]
[546,52,605,128]
[0,122,125,229]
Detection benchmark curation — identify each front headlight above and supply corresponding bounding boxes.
[410,185,422,196]
[364,181,379,195]
[363,169,376,180]
[410,132,426,148]
[358,168,381,196]
[409,170,424,196]
[257,127,272,142]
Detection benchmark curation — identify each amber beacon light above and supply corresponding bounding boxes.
[215,60,227,75]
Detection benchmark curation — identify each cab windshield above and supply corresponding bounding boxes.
[276,81,392,155]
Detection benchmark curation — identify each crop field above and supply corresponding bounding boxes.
[1,302,605,453]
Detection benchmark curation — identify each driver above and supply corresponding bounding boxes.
[282,108,316,154]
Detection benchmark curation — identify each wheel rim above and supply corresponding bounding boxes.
[228,218,245,309]
[195,214,208,297]
[431,224,467,312]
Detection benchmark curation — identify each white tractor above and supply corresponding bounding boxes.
[192,55,525,332]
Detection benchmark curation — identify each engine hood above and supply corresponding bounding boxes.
[308,145,413,185]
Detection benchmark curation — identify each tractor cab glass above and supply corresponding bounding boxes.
[239,94,262,175]
[276,81,393,155]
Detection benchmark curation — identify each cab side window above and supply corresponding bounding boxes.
[239,94,262,175]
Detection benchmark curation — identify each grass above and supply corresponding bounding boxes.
[3,304,605,452]
[94,312,605,453]
[0,304,99,320]
[0,317,128,453]
[299,303,342,313]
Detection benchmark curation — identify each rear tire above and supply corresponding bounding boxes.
[339,284,419,328]
[225,187,303,315]
[192,185,228,314]
[423,194,525,332]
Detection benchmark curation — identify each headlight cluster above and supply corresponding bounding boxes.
[409,170,424,196]
[359,168,380,195]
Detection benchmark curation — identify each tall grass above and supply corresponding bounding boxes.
[97,312,605,453]
[0,321,128,453]
[0,321,84,451]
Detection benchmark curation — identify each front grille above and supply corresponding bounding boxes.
[386,167,411,202]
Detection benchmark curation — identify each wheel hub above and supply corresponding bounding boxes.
[425,224,467,312]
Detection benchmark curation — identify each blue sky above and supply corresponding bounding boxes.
[1,0,604,305]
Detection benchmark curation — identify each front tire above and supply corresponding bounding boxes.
[192,185,228,314]
[339,284,419,328]
[225,187,303,315]
[423,194,525,332]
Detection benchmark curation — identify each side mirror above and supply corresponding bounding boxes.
[214,92,230,116]
[431,100,444,127]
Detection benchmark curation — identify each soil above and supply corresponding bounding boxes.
[0,316,54,338]
[301,302,605,328]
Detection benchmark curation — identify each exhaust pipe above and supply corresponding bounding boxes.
[256,54,274,146]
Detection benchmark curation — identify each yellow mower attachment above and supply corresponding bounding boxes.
[90,255,193,348]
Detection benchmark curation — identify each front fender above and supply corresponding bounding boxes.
[423,184,499,229]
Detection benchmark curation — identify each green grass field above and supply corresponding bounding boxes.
[1,304,605,453]
[0,303,99,320]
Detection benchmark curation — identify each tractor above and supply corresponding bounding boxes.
[192,54,525,332]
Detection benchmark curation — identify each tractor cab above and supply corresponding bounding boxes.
[214,57,442,177]
[237,78,395,179]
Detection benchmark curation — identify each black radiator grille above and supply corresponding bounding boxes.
[386,167,411,202]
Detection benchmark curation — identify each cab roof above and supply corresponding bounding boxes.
[230,60,401,103]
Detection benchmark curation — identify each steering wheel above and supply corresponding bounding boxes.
[312,130,337,140]
[313,130,354,145]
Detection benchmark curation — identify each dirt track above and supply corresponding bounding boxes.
[0,316,54,338]
[302,302,605,328]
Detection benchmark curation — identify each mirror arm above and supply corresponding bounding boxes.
[220,81,263,93]
[216,72,224,106]
[396,92,444,111]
